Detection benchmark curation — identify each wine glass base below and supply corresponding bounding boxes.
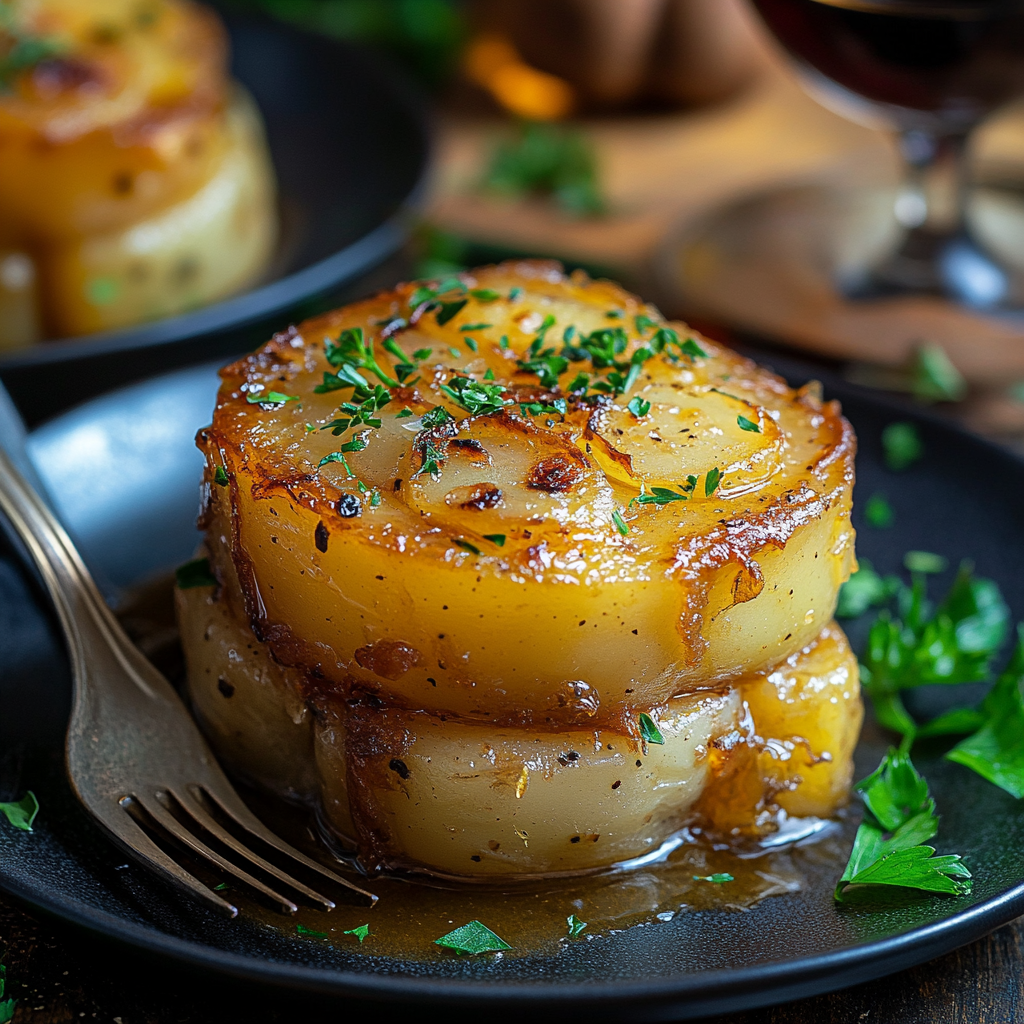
[656,181,1024,388]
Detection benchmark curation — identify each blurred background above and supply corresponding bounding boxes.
[5,0,1024,442]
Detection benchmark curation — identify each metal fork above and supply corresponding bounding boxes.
[0,444,376,917]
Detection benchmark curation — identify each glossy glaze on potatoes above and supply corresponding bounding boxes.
[182,261,861,877]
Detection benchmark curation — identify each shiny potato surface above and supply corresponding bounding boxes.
[0,0,228,241]
[177,577,861,877]
[41,88,275,337]
[201,262,856,722]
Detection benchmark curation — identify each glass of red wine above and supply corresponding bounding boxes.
[753,0,1024,306]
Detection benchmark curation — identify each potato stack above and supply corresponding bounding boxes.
[0,0,276,345]
[177,262,862,878]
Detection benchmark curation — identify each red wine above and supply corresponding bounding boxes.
[753,0,1024,117]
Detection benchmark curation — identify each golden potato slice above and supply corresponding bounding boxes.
[200,263,856,720]
[177,576,861,877]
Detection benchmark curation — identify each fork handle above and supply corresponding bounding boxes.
[0,444,158,700]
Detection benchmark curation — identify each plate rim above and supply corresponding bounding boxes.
[5,356,1024,1015]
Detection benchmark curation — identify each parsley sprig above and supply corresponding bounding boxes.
[0,791,38,832]
[324,327,400,389]
[440,376,512,417]
[320,385,391,434]
[836,749,972,901]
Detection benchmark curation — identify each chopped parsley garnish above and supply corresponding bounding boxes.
[499,334,510,350]
[566,914,587,938]
[469,288,500,302]
[904,550,946,575]
[320,385,391,434]
[315,364,373,395]
[605,309,622,319]
[460,323,492,332]
[836,560,900,619]
[214,882,228,891]
[0,791,38,832]
[213,465,229,486]
[912,343,967,403]
[612,510,629,536]
[882,422,924,471]
[343,924,371,943]
[448,347,462,359]
[0,958,15,1024]
[520,400,567,417]
[396,408,414,419]
[736,415,760,433]
[454,539,481,555]
[319,436,369,477]
[634,314,659,333]
[835,749,971,901]
[325,326,400,388]
[627,396,651,418]
[435,920,511,955]
[693,873,734,884]
[704,467,721,497]
[440,376,511,417]
[483,368,495,381]
[639,712,664,745]
[246,390,297,407]
[865,493,894,529]
[678,338,707,360]
[436,298,468,326]
[633,479,695,506]
[175,558,217,590]
[484,534,506,547]
[420,406,455,429]
[296,924,328,939]
[464,337,479,352]
[508,287,523,301]
[945,626,1024,798]
[416,439,445,480]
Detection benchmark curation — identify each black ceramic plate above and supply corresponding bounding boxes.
[2,360,1024,1020]
[0,10,428,426]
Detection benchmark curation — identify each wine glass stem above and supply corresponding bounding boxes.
[895,129,968,238]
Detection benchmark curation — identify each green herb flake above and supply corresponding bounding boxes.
[508,287,523,301]
[636,485,690,506]
[343,924,371,943]
[460,323,492,332]
[835,749,971,901]
[639,712,664,745]
[454,539,481,555]
[693,873,734,884]
[0,959,16,1024]
[628,396,651,419]
[483,368,495,381]
[904,550,947,575]
[370,490,382,507]
[448,347,462,359]
[484,534,506,547]
[612,510,629,536]
[396,408,414,418]
[737,415,760,433]
[246,390,297,407]
[499,334,510,350]
[324,327,400,389]
[470,288,501,302]
[605,310,623,319]
[882,422,924,471]
[436,298,468,326]
[435,920,511,955]
[912,344,967,403]
[214,882,228,891]
[175,557,217,590]
[865,493,894,529]
[464,337,479,352]
[213,465,229,486]
[946,625,1024,798]
[634,314,658,334]
[704,467,721,497]
[679,338,707,360]
[296,924,328,939]
[0,791,38,832]
[566,914,587,938]
[836,560,900,619]
[440,376,511,417]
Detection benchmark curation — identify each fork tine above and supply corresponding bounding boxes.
[132,793,299,914]
[169,787,336,910]
[198,786,378,906]
[112,799,238,917]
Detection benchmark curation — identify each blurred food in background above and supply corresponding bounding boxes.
[0,0,276,349]
[470,0,764,112]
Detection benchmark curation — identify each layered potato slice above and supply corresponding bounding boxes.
[177,580,862,877]
[0,0,276,340]
[200,261,856,722]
